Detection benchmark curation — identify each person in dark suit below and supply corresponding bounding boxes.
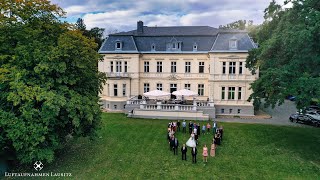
[197,123,201,139]
[188,121,192,134]
[170,136,175,151]
[181,144,187,160]
[219,126,224,141]
[173,137,179,155]
[191,147,197,163]
[177,120,181,132]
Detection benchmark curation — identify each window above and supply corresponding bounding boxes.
[171,61,177,73]
[123,84,126,96]
[177,42,180,49]
[144,83,150,93]
[193,43,197,51]
[198,84,204,96]
[222,62,226,74]
[238,109,241,114]
[116,61,122,72]
[144,61,149,73]
[107,104,109,108]
[157,83,163,91]
[229,62,236,74]
[229,39,237,49]
[114,105,117,109]
[239,62,243,74]
[107,84,110,96]
[238,87,242,100]
[157,61,162,73]
[172,43,176,49]
[116,41,122,50]
[170,84,177,93]
[110,61,113,72]
[199,62,204,73]
[229,109,233,114]
[221,87,225,100]
[228,87,235,100]
[114,84,118,96]
[151,43,156,51]
[124,61,128,73]
[221,108,225,113]
[185,84,191,90]
[185,62,191,73]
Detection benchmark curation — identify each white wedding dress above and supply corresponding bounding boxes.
[186,133,196,147]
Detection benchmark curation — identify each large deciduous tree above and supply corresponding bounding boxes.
[246,0,320,110]
[0,0,107,164]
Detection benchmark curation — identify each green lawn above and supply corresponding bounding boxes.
[23,113,320,179]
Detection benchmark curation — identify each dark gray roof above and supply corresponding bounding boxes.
[113,26,219,36]
[211,32,256,51]
[99,25,256,53]
[99,36,137,52]
[134,36,216,52]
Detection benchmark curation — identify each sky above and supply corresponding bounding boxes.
[50,0,291,34]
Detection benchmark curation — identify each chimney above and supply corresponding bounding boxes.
[137,21,143,34]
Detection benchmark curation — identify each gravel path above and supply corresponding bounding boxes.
[217,100,314,127]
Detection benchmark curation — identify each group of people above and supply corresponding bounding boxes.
[167,120,224,164]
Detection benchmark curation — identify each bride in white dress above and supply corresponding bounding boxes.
[186,133,196,148]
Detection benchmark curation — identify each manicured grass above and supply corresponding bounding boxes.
[25,113,320,179]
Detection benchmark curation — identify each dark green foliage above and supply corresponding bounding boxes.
[0,0,107,164]
[74,18,105,50]
[219,20,253,30]
[246,0,320,110]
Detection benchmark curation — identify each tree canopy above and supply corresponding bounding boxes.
[0,0,106,164]
[219,20,254,30]
[246,0,320,110]
[75,18,105,51]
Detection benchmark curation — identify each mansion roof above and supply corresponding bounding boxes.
[99,21,256,54]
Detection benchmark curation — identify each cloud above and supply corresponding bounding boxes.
[51,0,289,34]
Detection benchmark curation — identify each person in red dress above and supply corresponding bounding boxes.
[202,144,208,163]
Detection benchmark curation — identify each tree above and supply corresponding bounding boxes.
[74,18,105,51]
[0,0,107,164]
[219,20,254,30]
[75,18,86,31]
[246,0,320,110]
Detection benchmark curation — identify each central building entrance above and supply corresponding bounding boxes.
[170,83,177,99]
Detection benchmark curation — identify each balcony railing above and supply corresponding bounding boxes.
[107,72,130,78]
[210,74,257,81]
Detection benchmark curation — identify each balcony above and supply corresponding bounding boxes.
[107,72,130,78]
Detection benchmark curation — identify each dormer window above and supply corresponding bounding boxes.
[115,40,122,50]
[151,43,156,51]
[229,37,237,50]
[193,43,198,51]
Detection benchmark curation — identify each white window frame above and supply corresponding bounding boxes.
[156,83,163,91]
[171,61,177,73]
[185,62,191,73]
[116,61,122,73]
[123,84,126,96]
[185,84,191,90]
[228,87,235,100]
[199,62,204,73]
[144,61,149,73]
[198,84,204,96]
[157,61,163,73]
[144,83,150,93]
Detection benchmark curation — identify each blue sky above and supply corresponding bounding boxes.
[51,0,290,35]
